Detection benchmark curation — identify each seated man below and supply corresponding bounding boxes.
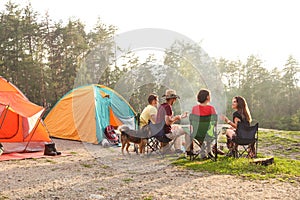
[139,94,158,127]
[155,89,193,154]
[132,94,158,153]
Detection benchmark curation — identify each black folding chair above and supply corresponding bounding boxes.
[232,122,259,158]
[146,122,177,156]
[189,114,218,161]
[146,136,161,154]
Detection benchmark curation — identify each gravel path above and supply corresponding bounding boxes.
[1,138,299,200]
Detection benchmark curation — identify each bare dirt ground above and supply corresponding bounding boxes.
[1,138,299,200]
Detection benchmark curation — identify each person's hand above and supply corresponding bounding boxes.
[180,111,188,119]
[174,115,181,121]
[220,114,229,123]
[220,114,225,121]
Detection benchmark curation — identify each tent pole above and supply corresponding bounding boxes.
[0,104,9,129]
[22,109,47,152]
[40,117,54,143]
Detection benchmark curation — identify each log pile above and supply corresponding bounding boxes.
[251,157,274,166]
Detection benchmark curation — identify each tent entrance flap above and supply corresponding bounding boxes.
[109,107,123,127]
[0,104,9,129]
[23,108,47,152]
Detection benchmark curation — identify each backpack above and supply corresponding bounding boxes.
[104,125,119,145]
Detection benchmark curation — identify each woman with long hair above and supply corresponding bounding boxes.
[221,96,253,156]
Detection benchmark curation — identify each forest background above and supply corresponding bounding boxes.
[0,2,299,130]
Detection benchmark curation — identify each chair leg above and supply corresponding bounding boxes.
[188,139,202,160]
[188,140,194,160]
[146,137,161,156]
[233,144,239,158]
[212,143,225,155]
[247,142,256,158]
[226,137,235,157]
[235,144,257,158]
[160,142,170,155]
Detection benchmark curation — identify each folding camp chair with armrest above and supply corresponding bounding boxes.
[231,122,258,158]
[146,122,179,156]
[146,136,161,155]
[189,114,218,161]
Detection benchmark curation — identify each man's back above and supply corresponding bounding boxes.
[140,105,157,127]
[156,103,172,133]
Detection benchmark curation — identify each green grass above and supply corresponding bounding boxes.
[98,187,107,191]
[172,130,300,183]
[81,163,93,168]
[143,196,154,200]
[122,178,133,183]
[100,164,109,169]
[173,156,300,182]
[45,159,57,164]
[258,130,300,158]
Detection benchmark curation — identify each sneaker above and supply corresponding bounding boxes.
[175,149,184,154]
[186,151,197,156]
[201,155,209,160]
[226,150,238,158]
[212,148,225,155]
[161,148,173,155]
[212,144,225,155]
[208,152,215,158]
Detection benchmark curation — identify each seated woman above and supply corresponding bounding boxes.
[221,96,255,157]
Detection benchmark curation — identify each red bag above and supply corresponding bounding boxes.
[104,125,119,144]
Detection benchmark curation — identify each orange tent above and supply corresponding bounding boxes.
[45,85,136,144]
[0,76,51,153]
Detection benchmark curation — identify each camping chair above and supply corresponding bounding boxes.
[145,136,161,155]
[188,114,218,161]
[146,122,175,156]
[231,122,258,158]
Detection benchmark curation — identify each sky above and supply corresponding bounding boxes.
[1,0,300,70]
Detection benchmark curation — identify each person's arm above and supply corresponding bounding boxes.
[149,107,157,124]
[211,106,217,115]
[165,114,181,125]
[224,116,240,129]
[150,113,156,124]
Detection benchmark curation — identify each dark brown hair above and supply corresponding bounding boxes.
[197,89,210,103]
[235,96,252,122]
[148,94,158,104]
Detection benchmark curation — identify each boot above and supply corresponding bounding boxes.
[247,143,256,158]
[44,143,57,156]
[226,137,235,157]
[0,142,4,155]
[186,140,196,156]
[226,137,234,149]
[52,143,62,155]
[212,144,225,155]
[232,144,239,158]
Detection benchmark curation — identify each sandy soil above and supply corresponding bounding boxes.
[0,138,299,200]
